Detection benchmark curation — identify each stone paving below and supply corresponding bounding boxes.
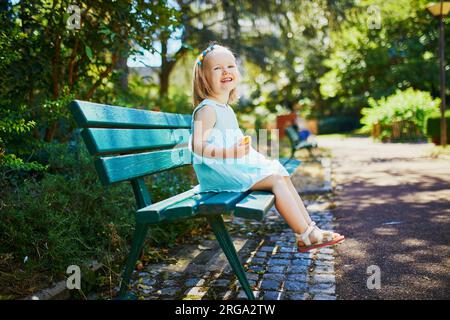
[110,158,339,300]
[125,206,338,300]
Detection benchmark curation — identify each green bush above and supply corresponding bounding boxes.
[0,141,206,298]
[318,116,361,134]
[425,109,450,143]
[360,88,440,141]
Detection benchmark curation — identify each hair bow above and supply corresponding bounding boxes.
[196,44,217,66]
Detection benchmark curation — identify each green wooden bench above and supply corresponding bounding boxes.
[285,125,318,159]
[69,100,302,300]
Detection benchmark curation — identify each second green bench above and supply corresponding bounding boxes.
[285,125,318,159]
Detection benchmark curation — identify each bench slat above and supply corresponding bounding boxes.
[234,191,275,220]
[95,147,191,185]
[163,192,217,221]
[70,100,191,129]
[82,128,190,155]
[295,141,318,149]
[136,186,201,223]
[197,192,249,214]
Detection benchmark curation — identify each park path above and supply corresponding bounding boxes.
[316,136,450,299]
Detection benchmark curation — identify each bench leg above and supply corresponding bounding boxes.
[205,214,256,300]
[118,223,149,298]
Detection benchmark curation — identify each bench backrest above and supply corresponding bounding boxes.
[69,100,193,208]
[285,126,300,145]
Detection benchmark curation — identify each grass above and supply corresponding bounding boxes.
[428,145,450,158]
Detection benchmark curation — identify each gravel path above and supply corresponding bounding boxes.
[317,136,450,300]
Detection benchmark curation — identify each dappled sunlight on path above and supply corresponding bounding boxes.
[317,136,450,299]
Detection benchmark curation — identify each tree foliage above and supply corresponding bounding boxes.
[360,88,440,140]
[0,0,179,168]
[319,0,449,117]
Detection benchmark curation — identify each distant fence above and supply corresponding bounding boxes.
[372,120,424,142]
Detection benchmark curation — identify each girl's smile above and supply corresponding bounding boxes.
[204,50,239,100]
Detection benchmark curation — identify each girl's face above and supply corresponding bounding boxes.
[203,49,239,96]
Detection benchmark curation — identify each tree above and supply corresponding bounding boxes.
[0,0,179,167]
[319,0,449,117]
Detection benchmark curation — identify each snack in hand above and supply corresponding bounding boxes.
[241,135,251,145]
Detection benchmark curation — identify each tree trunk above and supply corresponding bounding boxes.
[69,3,92,92]
[114,23,130,93]
[68,38,79,90]
[84,53,119,100]
[157,19,190,100]
[115,53,129,92]
[159,32,169,99]
[44,33,61,142]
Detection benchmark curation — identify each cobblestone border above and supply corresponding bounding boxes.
[298,158,332,195]
[119,204,338,300]
[235,209,337,301]
[23,260,103,300]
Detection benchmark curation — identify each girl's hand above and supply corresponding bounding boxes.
[230,136,251,158]
[241,135,251,145]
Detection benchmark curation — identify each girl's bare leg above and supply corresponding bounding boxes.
[282,177,313,225]
[283,176,341,237]
[250,174,310,234]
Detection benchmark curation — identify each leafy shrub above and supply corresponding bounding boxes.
[318,116,361,134]
[0,141,206,298]
[425,109,450,144]
[361,88,440,141]
[0,103,45,173]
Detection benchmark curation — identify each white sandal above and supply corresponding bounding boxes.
[295,221,345,253]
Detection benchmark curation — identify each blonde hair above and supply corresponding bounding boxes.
[192,43,239,107]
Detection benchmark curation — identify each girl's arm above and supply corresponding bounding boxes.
[192,105,249,159]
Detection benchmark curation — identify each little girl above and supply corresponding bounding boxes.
[188,43,345,252]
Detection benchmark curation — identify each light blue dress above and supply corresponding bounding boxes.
[188,98,289,193]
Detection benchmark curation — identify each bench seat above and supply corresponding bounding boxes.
[137,158,301,223]
[294,140,318,150]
